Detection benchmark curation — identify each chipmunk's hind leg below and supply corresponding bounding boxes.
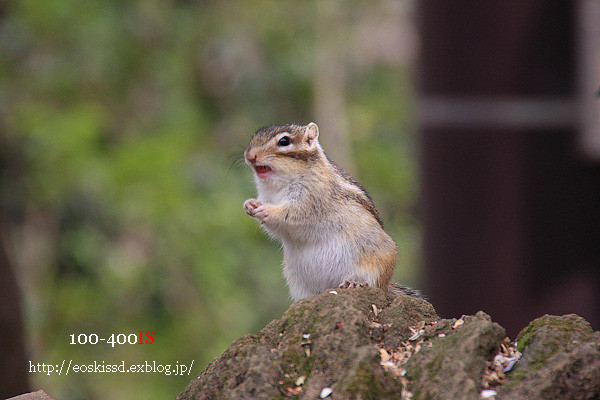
[339,280,370,289]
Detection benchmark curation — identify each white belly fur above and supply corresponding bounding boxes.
[282,235,378,302]
[255,177,381,301]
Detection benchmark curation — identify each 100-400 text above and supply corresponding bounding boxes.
[69,331,154,347]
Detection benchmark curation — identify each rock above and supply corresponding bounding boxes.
[6,391,55,400]
[497,314,600,400]
[178,288,600,400]
[178,287,436,400]
[404,311,506,399]
[377,293,439,349]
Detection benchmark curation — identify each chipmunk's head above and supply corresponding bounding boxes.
[245,122,322,180]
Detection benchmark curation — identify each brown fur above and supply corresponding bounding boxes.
[276,150,320,162]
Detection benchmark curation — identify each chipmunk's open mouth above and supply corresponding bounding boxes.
[254,165,273,179]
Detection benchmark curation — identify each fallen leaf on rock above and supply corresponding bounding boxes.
[412,321,426,330]
[287,386,303,395]
[372,304,379,317]
[371,321,440,400]
[503,357,519,373]
[319,387,332,398]
[480,389,497,399]
[453,317,464,329]
[301,335,312,358]
[408,329,423,341]
[481,337,521,390]
[379,348,391,362]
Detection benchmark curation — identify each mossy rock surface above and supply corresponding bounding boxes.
[497,315,600,400]
[178,289,600,400]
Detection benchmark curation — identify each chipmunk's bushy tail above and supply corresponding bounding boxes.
[386,283,425,301]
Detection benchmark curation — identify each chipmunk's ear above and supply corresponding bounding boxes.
[305,122,319,148]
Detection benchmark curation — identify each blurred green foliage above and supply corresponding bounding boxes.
[0,1,418,399]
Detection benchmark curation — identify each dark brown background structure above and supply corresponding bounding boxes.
[0,3,30,397]
[418,1,600,337]
[0,216,29,398]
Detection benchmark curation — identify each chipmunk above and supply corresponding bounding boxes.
[243,122,422,302]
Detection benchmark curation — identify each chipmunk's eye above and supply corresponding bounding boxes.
[277,136,291,147]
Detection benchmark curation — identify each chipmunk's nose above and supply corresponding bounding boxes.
[245,148,257,164]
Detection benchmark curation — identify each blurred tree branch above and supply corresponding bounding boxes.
[313,0,354,172]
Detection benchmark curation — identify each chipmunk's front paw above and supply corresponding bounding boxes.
[243,199,274,223]
[253,204,273,223]
[243,198,262,216]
